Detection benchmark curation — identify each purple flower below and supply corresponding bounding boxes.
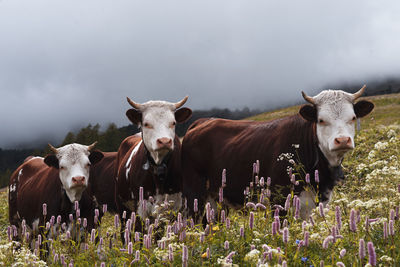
[66,230,71,239]
[114,214,119,228]
[139,186,144,202]
[224,240,229,250]
[206,247,210,259]
[284,194,291,211]
[204,225,210,236]
[389,220,395,236]
[226,218,231,229]
[128,242,133,255]
[322,236,333,249]
[253,162,257,175]
[359,239,366,259]
[314,170,319,183]
[259,177,265,187]
[246,202,256,210]
[83,218,87,228]
[304,231,309,247]
[282,227,289,243]
[309,215,315,226]
[226,251,236,263]
[53,253,59,263]
[124,229,130,245]
[271,221,277,236]
[282,261,287,267]
[221,210,226,223]
[76,209,80,218]
[135,232,140,242]
[135,250,140,262]
[219,187,223,203]
[339,248,346,258]
[90,229,96,243]
[37,234,42,245]
[319,203,325,218]
[256,160,260,174]
[42,203,47,216]
[383,221,388,239]
[57,215,62,224]
[336,262,345,267]
[102,204,107,214]
[349,209,357,232]
[240,226,244,237]
[294,197,300,220]
[222,168,226,187]
[290,174,296,184]
[255,203,266,210]
[367,241,376,266]
[274,208,280,217]
[182,245,188,266]
[390,209,395,221]
[335,206,342,229]
[74,200,79,211]
[249,212,254,229]
[193,199,198,213]
[122,210,127,219]
[305,173,310,183]
[168,244,174,261]
[94,209,99,217]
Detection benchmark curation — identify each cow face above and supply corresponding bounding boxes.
[126,96,192,165]
[44,142,104,203]
[299,85,374,167]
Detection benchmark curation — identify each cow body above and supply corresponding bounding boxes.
[89,152,118,213]
[115,97,192,225]
[9,143,103,232]
[182,87,374,219]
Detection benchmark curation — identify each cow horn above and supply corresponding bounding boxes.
[48,143,58,154]
[127,97,143,110]
[352,85,366,101]
[301,91,316,105]
[87,141,98,151]
[174,96,188,109]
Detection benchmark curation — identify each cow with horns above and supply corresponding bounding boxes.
[9,142,104,235]
[115,96,192,227]
[181,86,374,219]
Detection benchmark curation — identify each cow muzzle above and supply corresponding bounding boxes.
[156,137,173,150]
[332,137,353,151]
[71,176,86,186]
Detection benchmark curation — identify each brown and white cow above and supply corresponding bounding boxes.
[89,152,118,213]
[9,142,104,232]
[115,97,192,223]
[181,86,374,219]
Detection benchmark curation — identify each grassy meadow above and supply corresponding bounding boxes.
[0,93,399,266]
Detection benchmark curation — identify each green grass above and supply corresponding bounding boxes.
[0,93,399,266]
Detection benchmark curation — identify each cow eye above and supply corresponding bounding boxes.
[171,121,176,127]
[60,166,65,170]
[143,122,153,129]
[319,119,325,124]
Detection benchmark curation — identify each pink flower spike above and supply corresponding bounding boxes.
[367,241,376,266]
[42,203,47,216]
[359,239,366,259]
[314,170,319,183]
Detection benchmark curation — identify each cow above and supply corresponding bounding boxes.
[9,142,104,235]
[115,96,192,229]
[181,86,374,219]
[89,152,118,213]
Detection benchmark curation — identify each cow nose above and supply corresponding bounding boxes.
[72,176,85,185]
[334,137,352,149]
[157,138,172,149]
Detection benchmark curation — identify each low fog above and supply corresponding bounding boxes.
[1,1,400,148]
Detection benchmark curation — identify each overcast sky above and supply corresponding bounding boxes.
[1,1,400,148]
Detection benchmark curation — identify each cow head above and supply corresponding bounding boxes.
[44,142,104,202]
[126,96,192,165]
[299,85,374,167]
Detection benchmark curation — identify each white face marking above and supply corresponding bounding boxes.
[125,140,143,180]
[313,90,357,166]
[55,144,92,203]
[9,183,16,192]
[139,102,177,165]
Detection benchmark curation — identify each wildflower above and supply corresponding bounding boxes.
[90,229,96,243]
[125,229,130,245]
[253,162,257,175]
[336,262,345,267]
[226,251,236,263]
[240,226,244,237]
[319,203,325,218]
[69,213,73,221]
[246,202,256,210]
[42,203,47,216]
[309,215,315,226]
[304,231,309,247]
[271,221,277,236]
[114,214,119,228]
[274,208,280,217]
[335,206,342,229]
[221,210,226,223]
[283,227,289,243]
[256,160,260,174]
[38,234,42,245]
[226,217,231,229]
[66,230,71,239]
[290,174,296,184]
[168,245,174,261]
[94,215,98,225]
[294,197,300,220]
[205,202,211,223]
[349,209,357,232]
[102,204,107,213]
[76,209,80,218]
[224,240,229,250]
[322,236,334,249]
[260,177,265,187]
[221,168,227,187]
[266,189,271,198]
[57,215,62,224]
[315,170,319,183]
[206,247,210,259]
[182,245,188,267]
[305,173,310,183]
[200,233,204,243]
[255,203,266,210]
[389,220,395,236]
[219,187,223,203]
[139,186,144,202]
[282,261,288,267]
[179,229,186,241]
[301,257,308,262]
[194,199,198,213]
[339,248,346,258]
[83,218,87,228]
[367,241,376,266]
[390,209,395,220]
[210,209,215,222]
[359,239,366,259]
[53,253,59,263]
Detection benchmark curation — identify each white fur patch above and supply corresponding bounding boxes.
[17,169,23,182]
[9,183,16,193]
[125,140,142,180]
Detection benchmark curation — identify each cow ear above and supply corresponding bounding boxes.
[44,155,59,169]
[354,100,374,118]
[126,109,142,125]
[299,104,317,122]
[89,150,104,165]
[175,107,192,124]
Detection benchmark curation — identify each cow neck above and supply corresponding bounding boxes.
[140,132,172,192]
